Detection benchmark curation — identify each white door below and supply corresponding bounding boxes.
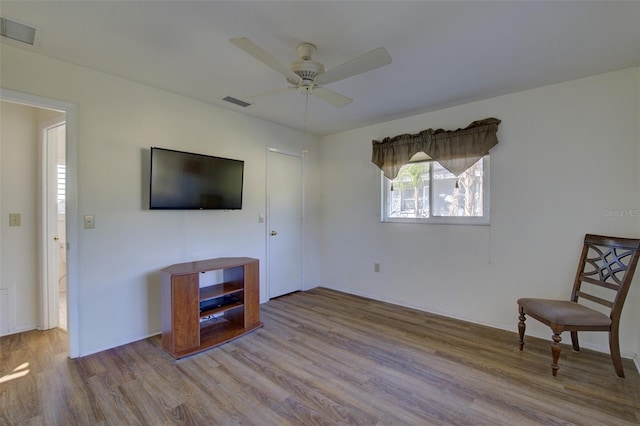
[42,120,66,330]
[267,150,303,298]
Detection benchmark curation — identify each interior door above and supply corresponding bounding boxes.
[42,120,66,330]
[267,150,303,298]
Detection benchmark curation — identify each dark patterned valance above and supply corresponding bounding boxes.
[371,118,501,180]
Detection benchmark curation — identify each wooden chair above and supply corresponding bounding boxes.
[517,234,640,377]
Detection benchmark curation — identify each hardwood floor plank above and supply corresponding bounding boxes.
[2,287,639,425]
[112,344,184,412]
[174,355,263,424]
[118,378,181,425]
[35,368,86,425]
[215,347,291,403]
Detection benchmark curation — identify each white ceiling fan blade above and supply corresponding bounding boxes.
[245,87,296,99]
[316,47,392,85]
[312,87,353,107]
[230,37,302,84]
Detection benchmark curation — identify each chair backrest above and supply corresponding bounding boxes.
[571,234,640,321]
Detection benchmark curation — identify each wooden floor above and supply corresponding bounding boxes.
[2,287,639,425]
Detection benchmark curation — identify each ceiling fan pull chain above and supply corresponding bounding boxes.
[304,92,309,134]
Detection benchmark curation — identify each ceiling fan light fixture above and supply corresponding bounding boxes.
[298,85,313,95]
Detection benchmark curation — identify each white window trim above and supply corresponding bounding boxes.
[380,156,490,225]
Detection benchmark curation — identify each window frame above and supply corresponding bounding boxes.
[380,156,490,225]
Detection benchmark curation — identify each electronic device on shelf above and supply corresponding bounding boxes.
[200,294,241,314]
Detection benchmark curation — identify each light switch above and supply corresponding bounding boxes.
[258,214,264,223]
[9,213,21,227]
[84,215,95,229]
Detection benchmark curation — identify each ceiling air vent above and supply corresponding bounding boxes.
[1,17,37,46]
[222,96,251,108]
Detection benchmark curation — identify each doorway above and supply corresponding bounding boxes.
[1,88,79,357]
[42,119,67,330]
[267,149,303,298]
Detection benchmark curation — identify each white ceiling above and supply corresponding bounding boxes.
[2,1,639,136]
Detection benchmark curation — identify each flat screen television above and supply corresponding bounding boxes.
[149,147,244,210]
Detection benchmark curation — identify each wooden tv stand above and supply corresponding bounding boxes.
[160,257,262,358]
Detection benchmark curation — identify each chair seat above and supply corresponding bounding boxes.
[517,298,611,327]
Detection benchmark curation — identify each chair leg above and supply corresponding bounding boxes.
[551,331,562,376]
[518,306,526,351]
[609,328,625,378]
[570,331,580,352]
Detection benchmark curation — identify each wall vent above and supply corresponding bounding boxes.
[222,96,251,108]
[0,17,37,46]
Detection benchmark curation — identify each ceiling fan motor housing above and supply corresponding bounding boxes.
[290,62,325,82]
[287,42,326,84]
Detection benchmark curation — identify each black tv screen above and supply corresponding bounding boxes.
[149,147,244,210]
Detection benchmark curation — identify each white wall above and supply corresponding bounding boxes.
[319,67,640,358]
[0,102,39,333]
[637,67,640,371]
[0,44,321,355]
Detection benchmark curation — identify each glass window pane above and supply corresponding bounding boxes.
[432,159,483,217]
[387,162,430,218]
[57,164,66,216]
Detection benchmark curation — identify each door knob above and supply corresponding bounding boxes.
[53,236,59,241]
[270,230,278,236]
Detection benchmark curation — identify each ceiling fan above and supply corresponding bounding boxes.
[229,37,392,107]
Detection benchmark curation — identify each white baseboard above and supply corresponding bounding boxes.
[0,324,38,338]
[79,329,161,357]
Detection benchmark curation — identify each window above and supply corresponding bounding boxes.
[381,156,489,225]
[57,164,66,217]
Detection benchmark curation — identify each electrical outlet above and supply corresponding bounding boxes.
[374,263,381,273]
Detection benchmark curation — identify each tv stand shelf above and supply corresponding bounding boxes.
[200,301,243,318]
[200,283,243,301]
[160,257,262,359]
